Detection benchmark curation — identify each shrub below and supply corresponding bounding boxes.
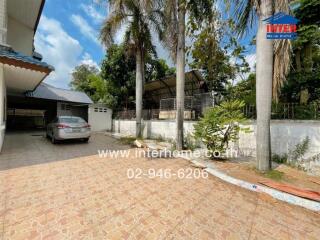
[272,154,288,164]
[184,133,198,151]
[288,137,310,166]
[194,100,249,158]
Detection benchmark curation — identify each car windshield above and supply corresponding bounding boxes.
[59,117,85,123]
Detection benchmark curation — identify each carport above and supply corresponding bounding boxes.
[7,95,56,130]
[6,83,93,130]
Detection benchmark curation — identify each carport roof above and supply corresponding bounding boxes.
[26,83,93,104]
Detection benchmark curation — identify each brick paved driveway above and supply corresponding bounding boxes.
[0,131,319,239]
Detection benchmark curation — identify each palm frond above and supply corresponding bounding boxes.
[100,12,126,46]
[272,0,292,101]
[273,39,291,100]
[162,0,179,60]
[233,0,258,37]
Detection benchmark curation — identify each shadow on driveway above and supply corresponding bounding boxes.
[0,130,130,171]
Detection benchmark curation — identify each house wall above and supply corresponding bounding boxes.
[0,0,7,44]
[112,119,320,160]
[0,65,6,151]
[89,104,112,132]
[57,102,88,120]
[7,16,33,55]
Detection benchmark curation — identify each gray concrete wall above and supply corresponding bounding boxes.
[113,119,320,159]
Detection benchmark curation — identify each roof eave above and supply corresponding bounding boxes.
[34,0,45,35]
[0,55,53,74]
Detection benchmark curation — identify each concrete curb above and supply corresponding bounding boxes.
[178,155,320,212]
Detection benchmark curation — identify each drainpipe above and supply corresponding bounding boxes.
[0,0,7,45]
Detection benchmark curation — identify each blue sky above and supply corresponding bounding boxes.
[35,0,256,89]
[35,0,107,89]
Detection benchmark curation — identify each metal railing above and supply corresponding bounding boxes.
[243,103,320,120]
[114,109,160,120]
[115,102,320,120]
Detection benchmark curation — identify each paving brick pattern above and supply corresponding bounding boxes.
[0,132,319,239]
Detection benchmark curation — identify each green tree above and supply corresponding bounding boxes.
[281,0,320,104]
[100,44,175,109]
[100,0,163,137]
[227,73,256,105]
[187,6,249,93]
[145,58,175,82]
[87,74,117,107]
[70,64,99,96]
[100,44,136,110]
[162,0,213,150]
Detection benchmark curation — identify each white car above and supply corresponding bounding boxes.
[46,116,91,143]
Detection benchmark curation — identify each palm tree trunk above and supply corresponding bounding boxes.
[136,48,143,138]
[176,0,186,150]
[256,0,273,171]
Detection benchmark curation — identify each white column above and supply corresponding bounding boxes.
[0,65,6,151]
[0,0,7,45]
[0,0,7,152]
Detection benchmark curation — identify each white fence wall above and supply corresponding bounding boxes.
[113,119,196,140]
[113,119,320,159]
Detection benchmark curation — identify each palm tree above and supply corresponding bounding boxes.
[100,0,163,138]
[162,0,212,150]
[233,0,291,171]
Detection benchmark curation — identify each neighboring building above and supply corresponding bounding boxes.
[0,0,53,150]
[143,70,213,119]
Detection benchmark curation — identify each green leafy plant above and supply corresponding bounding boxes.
[272,153,288,164]
[289,137,310,166]
[193,100,249,159]
[184,133,198,151]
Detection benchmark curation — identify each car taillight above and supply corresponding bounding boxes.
[57,124,70,129]
[84,124,91,128]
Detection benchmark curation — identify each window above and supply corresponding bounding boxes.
[93,107,107,113]
[61,103,71,111]
[59,116,86,123]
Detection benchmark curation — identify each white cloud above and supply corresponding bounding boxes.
[80,3,105,24]
[229,53,256,84]
[80,52,100,70]
[245,53,256,72]
[35,15,83,89]
[70,14,100,45]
